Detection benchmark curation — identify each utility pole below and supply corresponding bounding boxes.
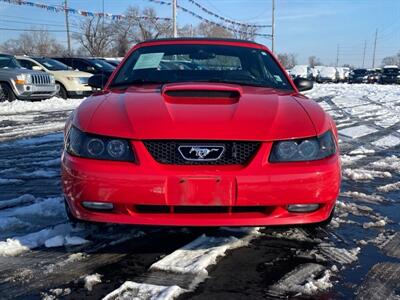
[362,40,366,68]
[64,0,71,55]
[372,28,378,68]
[336,44,340,67]
[172,0,177,38]
[271,0,275,53]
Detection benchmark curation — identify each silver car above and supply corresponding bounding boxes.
[0,54,58,102]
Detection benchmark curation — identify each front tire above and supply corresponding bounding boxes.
[0,83,16,102]
[57,83,68,99]
[306,206,335,229]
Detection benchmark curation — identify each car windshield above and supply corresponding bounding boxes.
[383,68,399,74]
[90,59,115,71]
[0,55,22,69]
[110,44,293,91]
[353,69,367,75]
[35,58,70,71]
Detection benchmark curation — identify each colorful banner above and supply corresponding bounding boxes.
[147,0,272,38]
[0,0,171,21]
[187,0,271,28]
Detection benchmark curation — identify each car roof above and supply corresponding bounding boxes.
[136,37,264,48]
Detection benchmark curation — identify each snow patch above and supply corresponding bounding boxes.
[103,282,185,300]
[343,168,391,181]
[84,273,102,291]
[377,181,400,192]
[151,229,259,277]
[372,135,400,148]
[0,194,35,210]
[339,125,377,139]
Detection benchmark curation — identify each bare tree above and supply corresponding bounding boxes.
[308,56,322,67]
[74,17,113,57]
[197,21,233,38]
[109,6,171,56]
[382,52,400,66]
[277,53,297,69]
[232,25,258,41]
[0,29,65,56]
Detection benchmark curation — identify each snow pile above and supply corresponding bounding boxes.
[341,191,385,204]
[44,235,89,248]
[0,223,89,256]
[343,168,391,181]
[84,273,102,291]
[268,263,334,297]
[363,220,387,229]
[0,194,35,210]
[41,288,71,300]
[151,229,260,277]
[0,238,29,256]
[370,155,400,172]
[377,181,400,192]
[319,246,360,265]
[0,97,83,115]
[340,154,366,166]
[103,282,185,300]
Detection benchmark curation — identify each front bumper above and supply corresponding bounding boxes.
[13,82,58,100]
[62,142,341,227]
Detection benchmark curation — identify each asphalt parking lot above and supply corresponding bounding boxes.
[0,83,399,299]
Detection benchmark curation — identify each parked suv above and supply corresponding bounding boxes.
[348,68,369,84]
[317,66,338,83]
[0,54,57,102]
[52,57,115,78]
[17,56,93,99]
[379,65,400,84]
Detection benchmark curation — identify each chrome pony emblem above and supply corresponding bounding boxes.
[178,145,225,161]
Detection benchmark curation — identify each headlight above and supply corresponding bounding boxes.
[66,126,135,162]
[49,75,55,84]
[269,130,336,162]
[66,76,80,84]
[15,74,32,85]
[79,77,89,84]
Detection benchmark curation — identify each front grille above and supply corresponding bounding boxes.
[134,205,269,214]
[144,140,260,165]
[31,73,51,85]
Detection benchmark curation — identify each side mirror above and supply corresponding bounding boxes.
[293,78,313,92]
[86,66,96,72]
[88,74,109,90]
[32,65,42,71]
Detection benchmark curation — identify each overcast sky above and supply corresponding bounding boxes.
[0,0,399,67]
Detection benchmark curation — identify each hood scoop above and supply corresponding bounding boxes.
[162,82,242,104]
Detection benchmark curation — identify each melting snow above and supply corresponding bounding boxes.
[339,125,377,139]
[84,273,102,291]
[343,168,391,181]
[103,282,185,300]
[372,135,400,148]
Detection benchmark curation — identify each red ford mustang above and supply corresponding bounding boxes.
[61,38,341,227]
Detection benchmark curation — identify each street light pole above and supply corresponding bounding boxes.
[271,0,275,53]
[172,0,177,38]
[64,0,71,55]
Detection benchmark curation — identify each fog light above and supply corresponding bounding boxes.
[82,201,114,211]
[287,204,320,213]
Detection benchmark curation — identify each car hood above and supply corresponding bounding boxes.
[0,67,46,76]
[75,83,325,141]
[52,70,92,77]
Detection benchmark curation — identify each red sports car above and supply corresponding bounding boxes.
[62,38,341,227]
